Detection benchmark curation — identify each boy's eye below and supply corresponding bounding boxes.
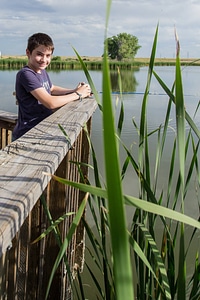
[37,53,51,58]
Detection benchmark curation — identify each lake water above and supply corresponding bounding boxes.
[0,66,200,297]
[0,66,200,215]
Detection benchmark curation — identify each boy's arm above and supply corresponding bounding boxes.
[50,82,85,95]
[31,84,91,110]
[50,84,76,96]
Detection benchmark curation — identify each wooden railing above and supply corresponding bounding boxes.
[0,110,18,148]
[0,98,97,300]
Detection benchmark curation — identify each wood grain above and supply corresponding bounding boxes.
[0,98,97,256]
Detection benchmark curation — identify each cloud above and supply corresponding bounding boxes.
[0,0,200,58]
[1,0,54,13]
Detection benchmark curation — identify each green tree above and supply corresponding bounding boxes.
[105,32,141,61]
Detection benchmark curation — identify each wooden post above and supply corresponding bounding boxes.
[0,110,18,149]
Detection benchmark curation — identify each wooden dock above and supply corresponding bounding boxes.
[0,98,97,299]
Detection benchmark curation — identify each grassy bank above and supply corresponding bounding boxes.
[1,55,200,70]
[1,55,200,63]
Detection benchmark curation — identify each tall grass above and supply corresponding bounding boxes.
[40,1,200,299]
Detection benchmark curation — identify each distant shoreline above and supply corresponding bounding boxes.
[1,55,200,64]
[1,56,200,70]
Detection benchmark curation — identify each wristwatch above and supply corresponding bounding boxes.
[75,92,82,101]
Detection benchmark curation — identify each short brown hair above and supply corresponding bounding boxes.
[27,33,54,54]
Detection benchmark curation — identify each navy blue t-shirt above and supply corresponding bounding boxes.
[13,66,53,139]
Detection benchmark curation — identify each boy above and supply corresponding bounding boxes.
[13,32,91,140]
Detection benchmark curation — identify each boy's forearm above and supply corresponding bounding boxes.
[51,85,76,96]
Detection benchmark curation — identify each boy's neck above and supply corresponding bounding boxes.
[27,63,41,73]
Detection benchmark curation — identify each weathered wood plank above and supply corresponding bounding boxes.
[0,110,18,124]
[0,98,97,256]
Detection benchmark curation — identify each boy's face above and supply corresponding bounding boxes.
[26,45,52,73]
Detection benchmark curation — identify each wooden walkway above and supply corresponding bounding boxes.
[0,98,97,299]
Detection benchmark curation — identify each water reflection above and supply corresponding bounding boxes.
[110,69,139,92]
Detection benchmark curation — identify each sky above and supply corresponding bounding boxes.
[1,0,200,59]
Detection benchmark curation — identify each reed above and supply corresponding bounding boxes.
[1,56,200,71]
[38,1,200,299]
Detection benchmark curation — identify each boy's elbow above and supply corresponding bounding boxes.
[43,98,57,109]
[46,102,56,110]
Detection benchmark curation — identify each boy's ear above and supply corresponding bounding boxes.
[26,49,30,57]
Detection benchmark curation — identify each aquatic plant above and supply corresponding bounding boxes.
[40,1,200,299]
